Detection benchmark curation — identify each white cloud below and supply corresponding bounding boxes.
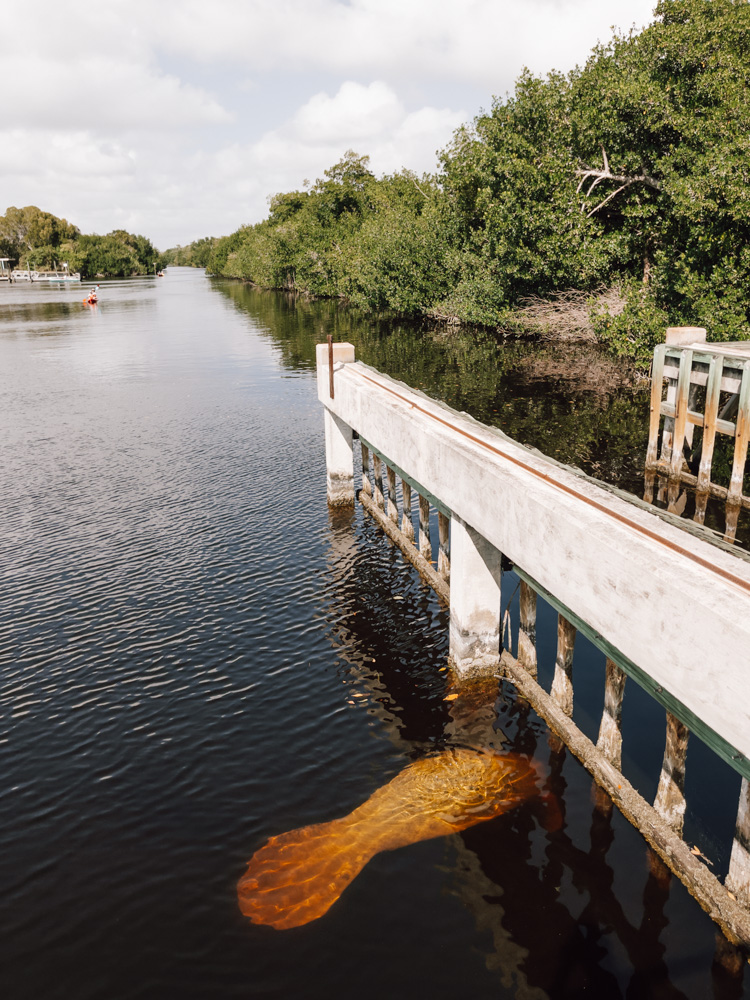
[145,0,657,93]
[0,0,659,247]
[292,82,403,143]
[0,58,229,131]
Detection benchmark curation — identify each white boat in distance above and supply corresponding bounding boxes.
[11,268,81,282]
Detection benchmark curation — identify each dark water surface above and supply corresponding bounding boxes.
[2,269,747,999]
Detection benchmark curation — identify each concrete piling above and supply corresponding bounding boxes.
[448,515,502,677]
[323,409,354,506]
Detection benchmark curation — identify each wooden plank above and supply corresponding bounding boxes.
[728,363,750,503]
[401,480,414,542]
[698,356,723,491]
[654,712,690,835]
[596,659,627,769]
[660,403,735,436]
[437,511,450,582]
[649,461,750,511]
[670,350,693,479]
[518,580,537,679]
[663,362,742,395]
[418,494,432,561]
[550,614,576,717]
[646,344,667,469]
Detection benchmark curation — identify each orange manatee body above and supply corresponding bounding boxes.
[237,748,544,930]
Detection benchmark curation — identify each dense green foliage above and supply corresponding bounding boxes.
[206,0,750,361]
[0,206,160,278]
[161,237,216,268]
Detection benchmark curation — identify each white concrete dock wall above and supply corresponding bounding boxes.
[316,345,750,764]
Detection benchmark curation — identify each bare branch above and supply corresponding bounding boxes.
[586,181,632,217]
[574,147,661,215]
[407,171,432,201]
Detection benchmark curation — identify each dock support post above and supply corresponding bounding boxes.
[596,659,627,769]
[518,581,537,679]
[670,350,693,479]
[727,779,750,905]
[401,481,414,542]
[646,345,667,469]
[437,512,450,582]
[360,442,372,496]
[448,516,502,677]
[372,454,384,510]
[418,494,432,561]
[728,365,750,504]
[654,713,690,835]
[697,357,723,491]
[386,466,398,523]
[323,409,354,506]
[550,615,577,717]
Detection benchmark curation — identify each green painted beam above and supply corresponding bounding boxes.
[358,437,452,518]
[513,565,750,783]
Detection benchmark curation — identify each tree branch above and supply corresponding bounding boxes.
[575,147,661,216]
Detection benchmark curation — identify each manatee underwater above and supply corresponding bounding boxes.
[237,747,553,930]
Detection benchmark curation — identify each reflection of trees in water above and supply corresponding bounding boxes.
[212,280,651,495]
[319,508,745,996]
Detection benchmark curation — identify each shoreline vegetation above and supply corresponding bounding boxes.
[0,205,162,280]
[165,0,750,366]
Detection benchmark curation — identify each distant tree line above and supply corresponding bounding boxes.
[160,237,216,269]
[201,0,750,361]
[0,205,161,278]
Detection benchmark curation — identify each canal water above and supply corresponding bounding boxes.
[1,267,747,998]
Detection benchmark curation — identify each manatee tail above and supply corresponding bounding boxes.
[237,816,370,929]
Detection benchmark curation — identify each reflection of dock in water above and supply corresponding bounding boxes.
[316,334,750,957]
[308,500,740,990]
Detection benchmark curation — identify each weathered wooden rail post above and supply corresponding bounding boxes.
[518,581,538,678]
[596,659,627,770]
[317,342,356,506]
[401,481,415,542]
[418,495,432,561]
[654,714,690,835]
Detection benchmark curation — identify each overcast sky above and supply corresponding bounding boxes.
[1,0,657,250]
